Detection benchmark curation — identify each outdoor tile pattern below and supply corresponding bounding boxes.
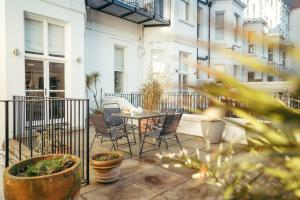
[80,129,247,200]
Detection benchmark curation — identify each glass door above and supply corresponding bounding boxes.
[25,59,65,121]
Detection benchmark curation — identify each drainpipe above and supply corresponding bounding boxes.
[207,0,212,77]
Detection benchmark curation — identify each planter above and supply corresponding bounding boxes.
[91,152,124,183]
[3,154,81,200]
[201,120,225,144]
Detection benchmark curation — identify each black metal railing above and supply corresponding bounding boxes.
[1,96,90,184]
[105,91,300,115]
[122,0,165,17]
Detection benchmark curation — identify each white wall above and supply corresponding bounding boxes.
[0,0,86,147]
[3,0,86,99]
[85,9,142,97]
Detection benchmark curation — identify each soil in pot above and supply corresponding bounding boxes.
[91,152,124,184]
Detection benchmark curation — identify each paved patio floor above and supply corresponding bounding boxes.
[79,130,247,200]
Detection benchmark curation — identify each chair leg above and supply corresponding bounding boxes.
[100,136,104,143]
[125,134,133,156]
[156,139,161,153]
[175,135,182,150]
[89,134,97,150]
[131,119,136,144]
[139,133,147,157]
[110,140,117,151]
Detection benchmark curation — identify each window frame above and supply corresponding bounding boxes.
[114,46,125,93]
[248,31,256,54]
[180,0,190,22]
[197,5,203,40]
[24,13,67,98]
[234,13,240,43]
[215,11,225,41]
[268,44,274,62]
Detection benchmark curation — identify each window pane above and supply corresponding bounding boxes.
[25,59,44,90]
[180,53,189,72]
[49,62,65,90]
[48,23,65,57]
[114,47,124,71]
[114,71,123,93]
[25,18,44,54]
[215,13,224,27]
[215,27,224,40]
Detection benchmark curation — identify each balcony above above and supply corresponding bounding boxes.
[86,0,170,27]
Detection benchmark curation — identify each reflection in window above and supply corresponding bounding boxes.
[49,62,65,91]
[25,59,44,90]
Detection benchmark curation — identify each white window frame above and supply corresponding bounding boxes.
[248,31,256,54]
[268,44,274,62]
[197,5,203,40]
[179,52,189,73]
[180,0,190,22]
[215,11,225,41]
[24,13,67,98]
[114,46,125,93]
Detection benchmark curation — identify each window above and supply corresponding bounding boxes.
[180,0,189,21]
[234,14,239,43]
[215,12,225,41]
[252,4,256,18]
[248,72,255,82]
[268,44,273,62]
[179,74,188,91]
[248,31,255,54]
[25,18,44,55]
[233,65,239,79]
[114,46,124,93]
[197,6,203,39]
[151,50,165,73]
[48,23,65,57]
[282,51,286,66]
[25,18,65,57]
[25,16,65,99]
[179,52,189,72]
[267,75,274,82]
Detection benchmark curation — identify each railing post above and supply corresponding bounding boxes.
[86,100,90,184]
[5,101,9,167]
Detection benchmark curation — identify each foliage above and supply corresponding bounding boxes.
[12,155,74,177]
[94,153,120,161]
[160,66,300,199]
[140,77,163,111]
[86,71,101,109]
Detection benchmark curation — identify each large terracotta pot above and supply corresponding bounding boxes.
[91,152,124,183]
[201,120,226,144]
[4,154,81,200]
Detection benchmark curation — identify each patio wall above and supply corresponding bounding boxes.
[177,114,247,144]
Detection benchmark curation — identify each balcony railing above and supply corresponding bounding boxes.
[1,96,90,184]
[86,0,170,27]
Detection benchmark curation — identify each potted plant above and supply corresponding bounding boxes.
[3,154,81,200]
[91,151,124,183]
[201,107,225,144]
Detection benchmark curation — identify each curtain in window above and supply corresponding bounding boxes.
[114,47,124,71]
[48,23,65,57]
[25,18,43,54]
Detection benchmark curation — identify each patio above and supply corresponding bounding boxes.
[80,129,247,200]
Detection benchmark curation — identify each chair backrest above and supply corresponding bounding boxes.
[160,108,176,114]
[160,113,182,136]
[90,113,110,136]
[176,108,184,114]
[103,103,124,126]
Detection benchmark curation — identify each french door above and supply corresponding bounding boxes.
[25,58,65,121]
